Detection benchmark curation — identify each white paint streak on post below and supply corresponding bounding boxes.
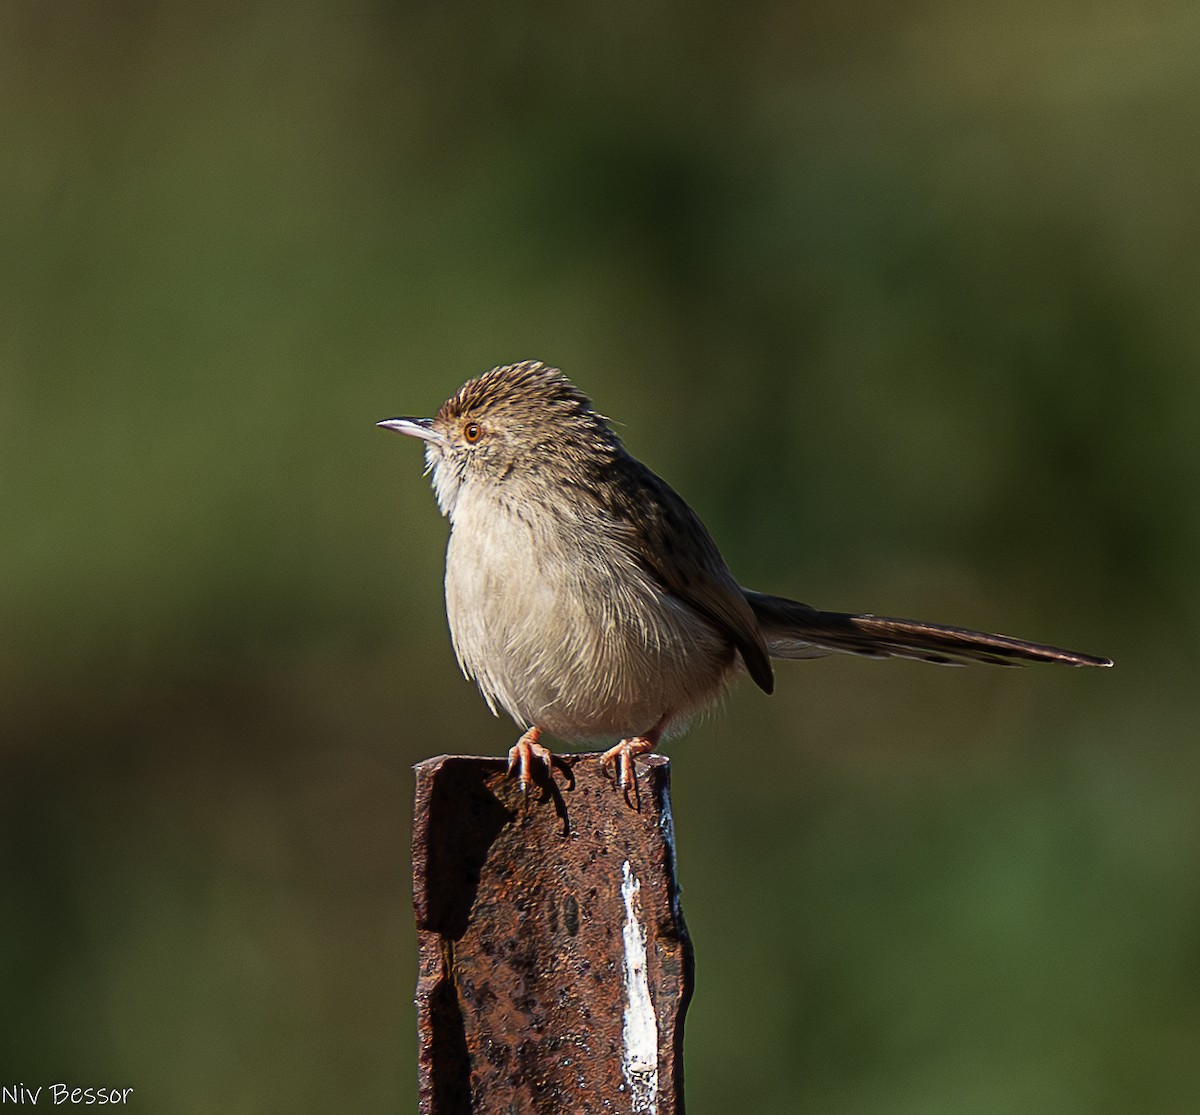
[620,859,659,1114]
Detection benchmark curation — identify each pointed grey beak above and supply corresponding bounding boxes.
[376,417,444,444]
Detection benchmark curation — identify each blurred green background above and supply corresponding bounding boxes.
[3,1,1197,1111]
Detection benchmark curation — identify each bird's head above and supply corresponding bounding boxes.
[377,360,620,518]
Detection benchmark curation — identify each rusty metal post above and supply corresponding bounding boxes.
[413,753,693,1114]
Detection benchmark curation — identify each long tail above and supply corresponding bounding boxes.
[743,590,1112,668]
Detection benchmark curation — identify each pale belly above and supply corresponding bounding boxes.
[443,501,735,742]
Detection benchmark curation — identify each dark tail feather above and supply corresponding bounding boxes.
[743,590,1113,668]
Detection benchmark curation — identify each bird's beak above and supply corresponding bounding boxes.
[376,417,445,444]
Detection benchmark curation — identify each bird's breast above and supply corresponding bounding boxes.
[442,486,735,740]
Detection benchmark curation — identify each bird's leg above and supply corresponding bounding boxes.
[507,725,554,794]
[601,716,667,810]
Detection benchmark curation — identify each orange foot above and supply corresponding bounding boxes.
[600,735,659,810]
[507,726,554,793]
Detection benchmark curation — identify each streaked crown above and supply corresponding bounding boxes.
[438,361,610,440]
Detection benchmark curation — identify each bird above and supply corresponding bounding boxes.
[378,360,1111,803]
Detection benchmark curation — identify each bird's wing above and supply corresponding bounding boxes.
[605,460,775,694]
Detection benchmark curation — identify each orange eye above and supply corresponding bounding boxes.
[463,422,482,443]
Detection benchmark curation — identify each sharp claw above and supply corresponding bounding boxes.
[601,735,658,811]
[506,728,555,801]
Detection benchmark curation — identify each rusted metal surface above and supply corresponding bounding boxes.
[413,753,693,1114]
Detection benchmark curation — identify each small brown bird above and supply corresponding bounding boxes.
[379,361,1111,801]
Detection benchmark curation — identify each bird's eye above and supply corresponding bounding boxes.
[463,422,482,443]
